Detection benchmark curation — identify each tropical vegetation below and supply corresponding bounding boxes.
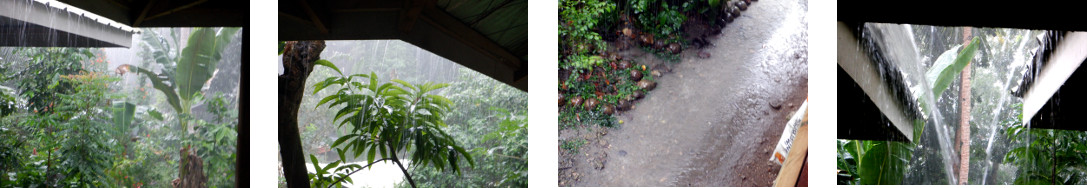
[0,27,240,187]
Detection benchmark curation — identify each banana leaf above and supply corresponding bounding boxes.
[927,37,980,97]
[176,28,240,101]
[112,102,136,128]
[126,65,183,113]
[858,141,912,185]
[140,29,176,71]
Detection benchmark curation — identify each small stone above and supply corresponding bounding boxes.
[569,97,584,108]
[618,60,632,69]
[584,98,599,111]
[632,91,645,99]
[667,43,682,54]
[637,80,657,91]
[698,51,711,59]
[770,101,782,110]
[601,104,615,115]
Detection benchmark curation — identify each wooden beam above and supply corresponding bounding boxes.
[330,0,402,12]
[132,0,156,27]
[298,0,328,34]
[419,7,521,70]
[103,0,130,10]
[143,0,209,22]
[398,0,432,33]
[468,0,515,27]
[279,11,316,28]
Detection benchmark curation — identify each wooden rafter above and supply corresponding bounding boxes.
[398,0,432,33]
[142,0,209,22]
[420,6,521,70]
[132,0,156,27]
[467,0,515,27]
[298,0,328,34]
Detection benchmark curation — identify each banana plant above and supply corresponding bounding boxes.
[121,27,239,135]
[838,37,981,185]
[121,27,238,182]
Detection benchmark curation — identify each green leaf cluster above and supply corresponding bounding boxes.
[308,62,473,187]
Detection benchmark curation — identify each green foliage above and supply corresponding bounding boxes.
[559,0,614,69]
[407,69,528,187]
[307,154,364,188]
[10,48,94,114]
[125,27,239,119]
[193,93,239,188]
[279,41,287,55]
[858,141,912,184]
[837,140,861,184]
[0,27,239,187]
[176,28,240,102]
[836,139,913,185]
[0,86,17,117]
[561,139,587,154]
[310,61,473,187]
[1003,103,1087,185]
[412,107,528,187]
[630,0,686,37]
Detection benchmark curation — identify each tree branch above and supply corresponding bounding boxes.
[492,153,525,161]
[391,144,418,188]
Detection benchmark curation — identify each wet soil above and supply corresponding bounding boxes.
[558,0,807,186]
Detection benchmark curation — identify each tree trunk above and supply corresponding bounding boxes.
[279,41,327,188]
[957,27,972,185]
[177,146,208,188]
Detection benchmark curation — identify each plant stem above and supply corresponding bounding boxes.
[390,144,417,188]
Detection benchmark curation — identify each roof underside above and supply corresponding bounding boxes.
[1,0,135,47]
[57,0,249,27]
[840,3,1087,134]
[279,0,527,91]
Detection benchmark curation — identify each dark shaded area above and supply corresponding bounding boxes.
[1027,61,1087,131]
[279,0,527,91]
[57,0,248,27]
[278,41,327,188]
[837,65,911,142]
[837,1,1087,31]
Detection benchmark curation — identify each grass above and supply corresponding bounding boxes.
[560,138,587,154]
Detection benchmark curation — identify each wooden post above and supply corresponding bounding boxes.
[958,27,972,185]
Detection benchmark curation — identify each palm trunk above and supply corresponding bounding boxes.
[957,27,972,185]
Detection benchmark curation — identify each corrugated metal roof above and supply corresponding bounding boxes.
[0,0,136,47]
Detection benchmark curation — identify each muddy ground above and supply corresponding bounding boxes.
[558,0,808,186]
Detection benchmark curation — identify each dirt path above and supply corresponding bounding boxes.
[560,0,807,186]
